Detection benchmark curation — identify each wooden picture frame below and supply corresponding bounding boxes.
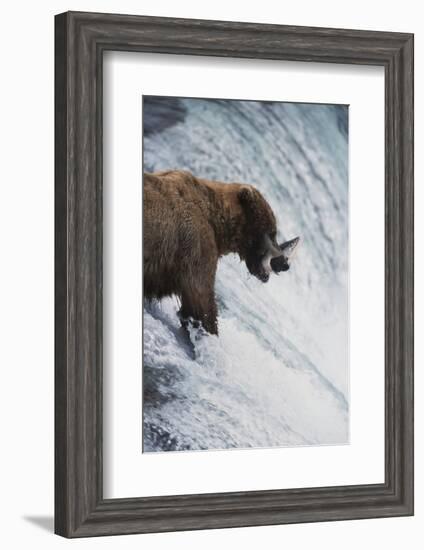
[55,11,414,538]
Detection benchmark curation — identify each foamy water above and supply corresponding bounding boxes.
[143,97,349,452]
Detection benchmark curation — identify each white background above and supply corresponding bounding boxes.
[0,1,421,549]
[104,53,385,498]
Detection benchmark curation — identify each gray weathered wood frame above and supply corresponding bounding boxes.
[55,11,414,538]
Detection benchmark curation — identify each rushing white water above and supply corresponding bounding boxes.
[142,97,349,452]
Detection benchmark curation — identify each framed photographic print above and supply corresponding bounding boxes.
[55,11,414,537]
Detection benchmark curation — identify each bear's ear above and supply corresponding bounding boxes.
[238,185,260,220]
[238,186,257,211]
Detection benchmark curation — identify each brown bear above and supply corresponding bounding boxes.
[143,170,299,335]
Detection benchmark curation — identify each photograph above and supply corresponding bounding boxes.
[142,96,349,453]
[0,1,415,543]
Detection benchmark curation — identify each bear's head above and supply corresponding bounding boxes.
[237,185,299,283]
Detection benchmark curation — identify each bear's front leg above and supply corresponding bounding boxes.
[178,229,219,336]
[179,285,218,336]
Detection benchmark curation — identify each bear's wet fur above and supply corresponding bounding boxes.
[143,170,279,335]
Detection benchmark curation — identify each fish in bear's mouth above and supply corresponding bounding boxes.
[258,236,300,282]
